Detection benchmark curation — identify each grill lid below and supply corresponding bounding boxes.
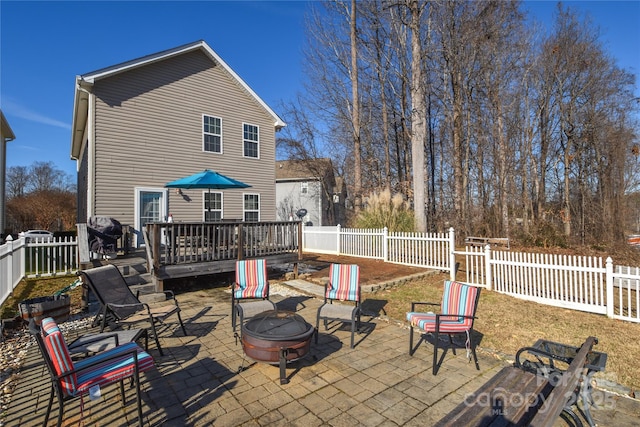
[242,310,313,340]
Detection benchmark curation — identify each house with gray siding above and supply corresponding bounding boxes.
[275,158,346,226]
[70,41,285,246]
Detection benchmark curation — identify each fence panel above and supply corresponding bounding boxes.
[302,226,339,254]
[612,265,640,323]
[491,250,607,315]
[388,231,450,269]
[453,246,487,286]
[340,228,385,259]
[1,238,26,308]
[24,236,79,278]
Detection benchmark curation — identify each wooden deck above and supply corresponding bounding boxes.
[78,221,302,291]
[144,221,302,289]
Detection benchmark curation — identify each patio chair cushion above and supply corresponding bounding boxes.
[44,329,77,396]
[406,281,478,333]
[41,316,61,336]
[326,264,360,302]
[234,259,269,299]
[74,342,155,394]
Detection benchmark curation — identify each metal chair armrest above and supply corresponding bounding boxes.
[410,301,440,311]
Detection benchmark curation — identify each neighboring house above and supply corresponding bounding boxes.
[275,158,346,226]
[1,110,16,239]
[70,41,285,246]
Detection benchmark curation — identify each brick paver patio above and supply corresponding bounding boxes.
[4,282,639,426]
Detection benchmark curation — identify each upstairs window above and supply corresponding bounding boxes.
[301,182,308,194]
[243,123,259,158]
[203,115,222,153]
[243,193,260,221]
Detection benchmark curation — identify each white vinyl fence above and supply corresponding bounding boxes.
[0,236,78,307]
[456,245,640,323]
[304,226,640,323]
[302,225,455,272]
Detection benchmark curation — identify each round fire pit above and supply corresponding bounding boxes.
[241,310,314,384]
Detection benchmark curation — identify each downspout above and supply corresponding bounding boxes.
[76,82,95,219]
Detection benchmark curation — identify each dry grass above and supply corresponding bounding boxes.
[375,272,640,393]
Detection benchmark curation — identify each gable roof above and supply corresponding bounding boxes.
[276,158,334,181]
[70,40,286,160]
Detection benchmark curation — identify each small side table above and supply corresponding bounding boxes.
[517,339,607,427]
[68,328,148,356]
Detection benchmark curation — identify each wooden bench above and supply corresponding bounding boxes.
[465,236,510,249]
[435,336,599,427]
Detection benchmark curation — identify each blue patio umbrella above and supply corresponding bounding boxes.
[165,169,251,217]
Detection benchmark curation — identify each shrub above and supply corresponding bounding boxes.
[353,189,415,232]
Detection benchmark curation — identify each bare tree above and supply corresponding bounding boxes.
[6,165,29,198]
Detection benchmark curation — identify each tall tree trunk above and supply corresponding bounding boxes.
[408,0,427,232]
[350,0,363,211]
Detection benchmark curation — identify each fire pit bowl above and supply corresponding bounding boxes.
[241,310,314,384]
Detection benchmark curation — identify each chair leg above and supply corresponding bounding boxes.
[350,319,355,349]
[134,366,143,427]
[232,305,239,332]
[449,334,456,355]
[432,329,440,375]
[315,310,321,344]
[44,387,54,427]
[149,320,164,356]
[409,325,415,356]
[470,330,480,370]
[177,311,187,335]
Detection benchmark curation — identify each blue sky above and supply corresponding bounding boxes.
[1,1,638,178]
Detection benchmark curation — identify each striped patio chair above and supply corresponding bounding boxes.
[407,280,481,375]
[315,264,362,348]
[30,317,155,427]
[232,259,276,332]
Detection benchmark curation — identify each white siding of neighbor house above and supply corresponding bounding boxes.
[275,180,323,226]
[90,50,277,225]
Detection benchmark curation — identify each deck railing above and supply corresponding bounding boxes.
[145,221,301,267]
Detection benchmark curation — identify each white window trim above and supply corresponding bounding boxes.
[301,182,309,194]
[203,114,223,154]
[243,192,260,222]
[134,187,168,247]
[203,191,223,221]
[242,122,260,159]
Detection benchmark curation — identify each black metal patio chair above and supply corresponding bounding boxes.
[79,264,187,356]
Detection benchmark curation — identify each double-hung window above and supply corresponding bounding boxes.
[203,115,222,153]
[301,182,308,194]
[243,123,259,158]
[243,193,260,222]
[204,191,223,221]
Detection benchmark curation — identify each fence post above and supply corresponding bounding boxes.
[5,236,14,296]
[485,244,492,290]
[605,257,614,318]
[449,227,456,280]
[383,227,388,262]
[336,224,341,255]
